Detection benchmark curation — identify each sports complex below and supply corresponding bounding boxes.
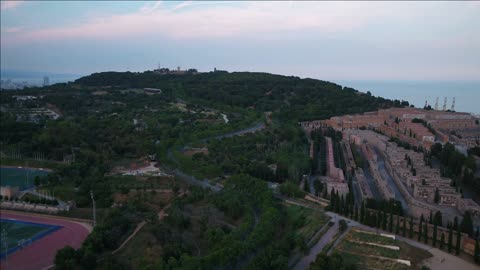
[0,211,91,270]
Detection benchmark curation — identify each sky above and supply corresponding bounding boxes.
[1,1,480,81]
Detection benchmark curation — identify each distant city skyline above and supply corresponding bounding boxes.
[1,1,480,81]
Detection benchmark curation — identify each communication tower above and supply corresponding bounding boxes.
[451,97,456,111]
[443,97,447,111]
[43,76,49,87]
[434,97,439,110]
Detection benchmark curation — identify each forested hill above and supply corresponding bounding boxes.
[75,70,409,121]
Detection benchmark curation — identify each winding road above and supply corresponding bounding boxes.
[166,121,265,192]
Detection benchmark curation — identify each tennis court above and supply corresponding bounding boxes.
[0,167,50,190]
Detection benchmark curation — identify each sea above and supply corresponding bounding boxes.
[335,80,480,115]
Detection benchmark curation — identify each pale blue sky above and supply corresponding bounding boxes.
[1,1,479,81]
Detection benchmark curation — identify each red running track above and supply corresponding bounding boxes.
[0,211,90,270]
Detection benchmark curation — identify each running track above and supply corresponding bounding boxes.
[0,211,91,270]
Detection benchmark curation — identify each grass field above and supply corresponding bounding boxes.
[0,219,58,252]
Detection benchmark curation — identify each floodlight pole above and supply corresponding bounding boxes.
[90,190,96,227]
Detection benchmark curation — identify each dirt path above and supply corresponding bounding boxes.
[111,221,146,255]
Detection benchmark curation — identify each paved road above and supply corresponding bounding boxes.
[166,121,265,193]
[210,122,265,140]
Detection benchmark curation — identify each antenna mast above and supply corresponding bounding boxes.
[434,97,439,110]
[443,97,447,111]
[451,97,455,111]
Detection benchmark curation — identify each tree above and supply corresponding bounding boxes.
[433,222,438,247]
[389,211,394,233]
[402,217,406,237]
[374,211,379,228]
[303,180,310,193]
[382,211,387,231]
[423,222,429,244]
[475,239,479,264]
[434,188,440,203]
[409,217,414,238]
[54,246,78,270]
[456,226,461,255]
[360,201,365,224]
[448,225,453,253]
[395,215,400,235]
[354,205,359,221]
[418,215,424,241]
[461,211,474,236]
[34,176,41,187]
[434,211,443,227]
[339,219,348,233]
[440,232,445,250]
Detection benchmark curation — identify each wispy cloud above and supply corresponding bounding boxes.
[2,26,23,33]
[2,2,401,44]
[0,0,24,11]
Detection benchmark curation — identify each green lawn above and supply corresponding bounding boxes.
[333,229,432,270]
[285,204,330,243]
[349,229,397,245]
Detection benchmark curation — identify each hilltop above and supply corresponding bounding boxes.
[74,70,408,122]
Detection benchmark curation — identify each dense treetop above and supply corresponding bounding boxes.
[74,70,405,121]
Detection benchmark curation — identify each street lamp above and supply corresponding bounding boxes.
[90,190,96,227]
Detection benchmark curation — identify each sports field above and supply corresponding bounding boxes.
[0,211,91,270]
[0,167,50,190]
[1,219,61,257]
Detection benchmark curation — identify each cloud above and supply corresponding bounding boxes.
[2,2,401,44]
[2,26,23,33]
[0,0,24,10]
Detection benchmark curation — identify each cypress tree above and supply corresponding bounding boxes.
[354,205,358,221]
[395,215,400,235]
[335,193,340,213]
[448,226,453,253]
[475,239,479,263]
[456,226,461,255]
[360,201,365,224]
[440,232,445,250]
[429,211,433,224]
[453,216,458,230]
[382,211,387,230]
[433,223,438,247]
[389,211,394,233]
[371,211,376,228]
[418,217,423,241]
[376,212,382,228]
[402,216,406,237]
[409,217,413,238]
[423,222,429,244]
[434,211,443,227]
